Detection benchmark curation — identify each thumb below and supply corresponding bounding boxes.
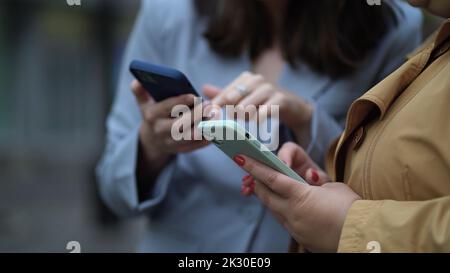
[131,80,154,114]
[203,84,221,99]
[305,168,330,186]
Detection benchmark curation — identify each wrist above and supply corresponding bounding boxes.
[283,96,314,147]
[138,124,170,171]
[332,195,362,252]
[294,98,313,126]
[282,94,313,129]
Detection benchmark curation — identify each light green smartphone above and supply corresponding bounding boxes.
[198,120,306,184]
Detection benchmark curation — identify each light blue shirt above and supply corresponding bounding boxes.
[96,0,422,252]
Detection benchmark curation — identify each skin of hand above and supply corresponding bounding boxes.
[203,72,314,146]
[234,142,361,252]
[407,0,450,18]
[131,80,210,173]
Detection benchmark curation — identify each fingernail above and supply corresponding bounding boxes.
[248,184,255,194]
[242,175,252,186]
[311,169,319,183]
[233,155,245,166]
[249,180,256,190]
[242,174,252,181]
[226,91,240,102]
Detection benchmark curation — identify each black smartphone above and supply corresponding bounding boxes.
[129,60,199,102]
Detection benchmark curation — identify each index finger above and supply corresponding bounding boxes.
[277,142,319,176]
[131,80,155,112]
[151,94,197,118]
[235,154,308,198]
[211,71,253,106]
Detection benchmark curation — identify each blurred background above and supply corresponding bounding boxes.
[0,0,444,252]
[0,0,144,252]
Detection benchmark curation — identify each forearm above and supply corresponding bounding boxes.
[290,116,312,149]
[283,94,314,148]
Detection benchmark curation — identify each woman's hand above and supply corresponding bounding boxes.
[203,72,314,146]
[131,80,210,178]
[234,142,361,252]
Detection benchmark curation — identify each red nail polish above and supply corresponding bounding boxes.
[311,170,319,183]
[233,155,245,166]
[242,179,253,187]
[243,175,255,186]
[242,174,252,181]
[248,184,255,194]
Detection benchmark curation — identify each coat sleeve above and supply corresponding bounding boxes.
[338,196,450,252]
[95,0,177,218]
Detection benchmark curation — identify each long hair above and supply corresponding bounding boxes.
[195,0,399,78]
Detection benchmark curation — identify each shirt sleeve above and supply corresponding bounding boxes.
[95,0,176,218]
[338,196,450,252]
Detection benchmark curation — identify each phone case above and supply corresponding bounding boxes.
[198,120,306,184]
[129,60,199,102]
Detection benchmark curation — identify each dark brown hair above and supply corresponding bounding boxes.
[195,0,399,78]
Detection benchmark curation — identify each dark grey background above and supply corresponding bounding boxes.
[0,0,144,252]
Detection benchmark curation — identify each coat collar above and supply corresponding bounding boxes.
[360,19,450,120]
[342,19,449,137]
[331,19,450,180]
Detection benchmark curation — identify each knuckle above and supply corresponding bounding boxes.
[153,122,167,135]
[165,104,175,115]
[253,74,264,82]
[182,94,194,103]
[143,109,156,123]
[287,142,301,154]
[245,160,254,172]
[274,92,284,100]
[284,141,296,150]
[260,191,271,207]
[265,171,279,187]
[261,83,275,93]
[284,182,296,195]
[164,138,174,146]
[241,71,252,78]
[286,141,296,147]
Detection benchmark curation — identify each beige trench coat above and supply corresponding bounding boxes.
[324,19,450,252]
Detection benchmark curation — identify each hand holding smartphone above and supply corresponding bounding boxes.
[129,60,209,178]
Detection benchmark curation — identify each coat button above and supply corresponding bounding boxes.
[353,126,365,150]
